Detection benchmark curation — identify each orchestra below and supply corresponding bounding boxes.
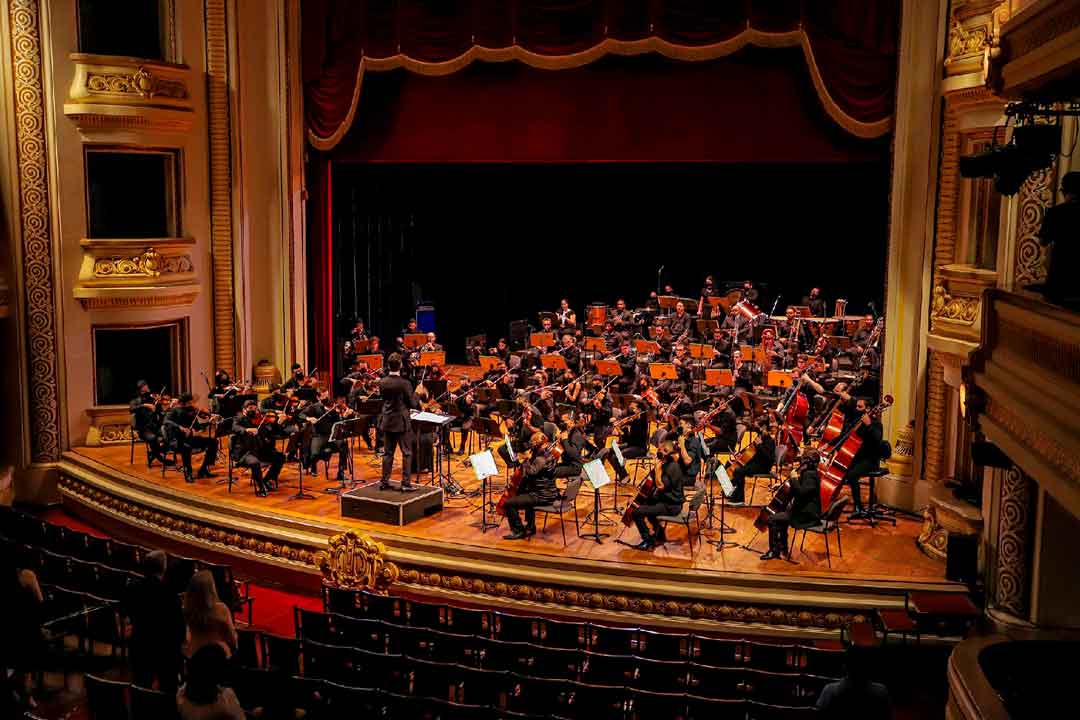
[127,277,890,564]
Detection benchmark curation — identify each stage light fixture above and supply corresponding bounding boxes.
[959,121,1061,196]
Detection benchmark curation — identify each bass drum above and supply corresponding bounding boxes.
[588,302,608,327]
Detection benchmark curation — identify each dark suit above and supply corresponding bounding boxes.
[767,465,822,554]
[378,373,419,486]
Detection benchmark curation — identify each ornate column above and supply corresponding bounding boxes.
[4,0,64,485]
[989,465,1033,623]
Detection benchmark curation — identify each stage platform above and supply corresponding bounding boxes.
[57,440,963,640]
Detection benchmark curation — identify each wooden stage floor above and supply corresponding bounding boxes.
[73,441,943,584]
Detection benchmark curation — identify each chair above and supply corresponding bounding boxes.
[686,663,746,700]
[42,522,66,554]
[163,553,197,595]
[627,688,687,719]
[322,680,383,715]
[334,613,392,653]
[796,646,845,678]
[686,694,747,720]
[201,560,254,625]
[68,557,100,594]
[494,611,588,649]
[96,564,142,603]
[791,498,848,568]
[130,684,179,720]
[559,680,628,719]
[744,641,799,673]
[83,593,125,658]
[230,666,279,713]
[588,624,638,655]
[534,477,583,545]
[83,535,113,565]
[580,651,637,686]
[437,604,492,637]
[108,539,146,572]
[60,528,90,559]
[635,628,690,661]
[287,675,329,719]
[655,487,707,558]
[746,473,780,508]
[296,607,336,644]
[38,550,71,587]
[264,633,301,675]
[689,635,747,666]
[455,664,512,707]
[235,626,263,668]
[506,673,568,716]
[743,668,803,705]
[746,700,819,719]
[633,657,689,693]
[85,673,129,720]
[405,598,445,628]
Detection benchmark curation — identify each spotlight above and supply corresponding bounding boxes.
[958,123,1061,196]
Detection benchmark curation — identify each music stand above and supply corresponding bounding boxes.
[580,460,612,543]
[594,359,622,377]
[350,339,371,354]
[469,449,501,532]
[479,355,501,372]
[792,305,813,318]
[323,418,362,494]
[540,354,568,372]
[583,336,607,352]
[826,335,852,350]
[356,353,383,370]
[529,332,555,349]
[707,463,739,551]
[649,363,678,381]
[705,368,734,387]
[767,371,794,389]
[695,319,719,336]
[635,339,660,355]
[689,343,715,361]
[418,351,446,367]
[288,423,316,501]
[404,333,428,350]
[657,295,679,314]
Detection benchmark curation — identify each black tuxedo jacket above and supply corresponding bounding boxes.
[378,374,418,433]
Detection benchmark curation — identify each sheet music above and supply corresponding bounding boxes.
[611,441,624,466]
[410,410,452,424]
[697,432,710,457]
[504,434,516,464]
[583,459,611,490]
[470,450,499,480]
[715,463,734,497]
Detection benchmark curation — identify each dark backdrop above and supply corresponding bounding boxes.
[330,161,891,365]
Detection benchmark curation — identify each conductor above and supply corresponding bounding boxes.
[378,353,420,491]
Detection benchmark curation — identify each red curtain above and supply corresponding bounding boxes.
[303,0,901,145]
[306,157,335,383]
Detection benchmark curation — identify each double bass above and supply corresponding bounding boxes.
[817,395,893,509]
[777,370,811,447]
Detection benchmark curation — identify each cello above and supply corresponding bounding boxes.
[817,395,893,509]
[776,369,812,447]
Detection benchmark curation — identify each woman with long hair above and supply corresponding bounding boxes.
[182,570,237,658]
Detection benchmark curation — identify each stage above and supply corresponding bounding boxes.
[56,431,962,641]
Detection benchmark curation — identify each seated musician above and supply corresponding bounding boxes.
[614,340,637,392]
[368,335,383,356]
[399,317,420,340]
[207,369,242,415]
[163,393,219,483]
[554,413,588,479]
[129,380,171,467]
[732,350,755,391]
[349,319,368,342]
[231,401,286,497]
[300,389,353,481]
[851,314,875,345]
[503,432,560,541]
[668,301,693,343]
[729,421,776,506]
[703,397,739,454]
[611,298,634,332]
[419,332,442,353]
[741,280,760,303]
[498,398,542,467]
[452,380,477,454]
[601,399,649,481]
[761,450,822,561]
[600,321,619,351]
[559,334,581,374]
[260,384,304,459]
[842,397,885,518]
[760,328,786,371]
[781,306,813,353]
[709,327,732,367]
[425,359,448,382]
[586,380,614,450]
[282,363,305,392]
[487,337,511,363]
[676,415,706,482]
[630,439,687,551]
[801,287,827,318]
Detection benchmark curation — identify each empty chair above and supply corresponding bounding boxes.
[322,585,363,615]
[322,680,383,715]
[687,663,746,700]
[686,694,747,720]
[84,673,129,720]
[437,604,492,637]
[797,646,845,678]
[163,554,197,595]
[300,638,353,683]
[634,628,690,661]
[130,684,180,720]
[633,658,689,693]
[42,522,66,554]
[506,673,568,716]
[68,557,99,594]
[38,549,70,587]
[455,665,512,707]
[229,666,277,713]
[353,588,408,623]
[404,598,445,629]
[415,696,499,720]
[743,668,803,705]
[745,641,799,672]
[108,539,145,572]
[60,528,90,559]
[96,564,141,603]
[494,612,588,649]
[588,624,638,655]
[560,680,628,720]
[508,641,582,680]
[407,656,460,701]
[746,700,819,720]
[264,633,301,675]
[627,688,687,719]
[295,607,337,644]
[82,535,112,565]
[580,651,638,687]
[235,627,263,669]
[287,675,329,719]
[689,635,747,666]
[335,613,392,653]
[83,593,125,658]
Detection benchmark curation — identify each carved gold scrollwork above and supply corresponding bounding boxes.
[994,466,1031,618]
[94,248,163,277]
[931,285,980,325]
[86,66,188,100]
[948,17,989,61]
[316,531,400,594]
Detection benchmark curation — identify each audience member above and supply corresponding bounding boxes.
[183,570,237,658]
[3,549,45,710]
[176,643,244,720]
[124,550,186,692]
[816,644,892,719]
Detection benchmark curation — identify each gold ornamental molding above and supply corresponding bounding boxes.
[932,285,980,325]
[944,2,1010,80]
[928,265,997,357]
[73,237,200,310]
[83,406,134,446]
[984,398,1080,487]
[317,531,400,593]
[989,0,1080,97]
[64,54,194,133]
[9,0,62,463]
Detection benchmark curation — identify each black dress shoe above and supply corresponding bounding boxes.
[759,550,781,561]
[654,531,667,545]
[196,469,215,479]
[400,483,418,492]
[183,470,195,484]
[633,539,656,551]
[378,482,392,491]
[504,530,528,541]
[524,527,537,537]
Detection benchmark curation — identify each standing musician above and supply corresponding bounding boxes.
[630,439,687,551]
[556,298,577,332]
[697,275,716,317]
[503,432,559,541]
[163,393,219,483]
[611,298,634,331]
[377,353,420,491]
[668,301,693,344]
[801,287,827,317]
[840,397,885,518]
[232,401,286,497]
[761,450,822,561]
[729,421,776,506]
[349,319,368,343]
[129,380,171,467]
[300,389,353,482]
